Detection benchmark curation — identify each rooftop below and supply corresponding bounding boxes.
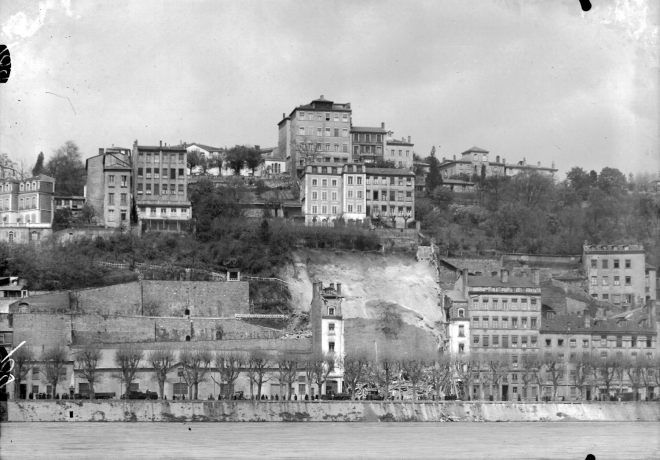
[461,146,490,154]
[541,307,655,334]
[137,145,187,152]
[365,167,414,177]
[351,126,387,134]
[386,139,414,146]
[583,244,644,253]
[468,275,540,289]
[185,142,225,152]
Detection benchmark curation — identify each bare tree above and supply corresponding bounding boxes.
[292,136,324,167]
[113,344,144,398]
[483,352,510,401]
[248,350,272,399]
[424,352,453,400]
[372,345,399,400]
[307,352,335,398]
[41,346,68,399]
[570,353,595,401]
[452,353,479,400]
[74,345,103,399]
[11,346,34,400]
[179,347,214,400]
[639,356,655,401]
[541,352,565,401]
[341,350,371,400]
[398,352,429,401]
[593,355,620,400]
[212,351,246,398]
[624,356,644,401]
[274,352,299,400]
[147,347,175,399]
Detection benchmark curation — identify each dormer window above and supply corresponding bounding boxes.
[328,307,335,315]
[458,308,465,318]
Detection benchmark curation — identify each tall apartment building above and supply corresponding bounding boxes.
[385,134,415,169]
[0,174,55,242]
[438,147,557,179]
[447,269,543,401]
[278,96,352,178]
[132,141,192,232]
[582,243,657,306]
[85,147,133,228]
[351,124,387,164]
[300,163,367,225]
[365,167,415,228]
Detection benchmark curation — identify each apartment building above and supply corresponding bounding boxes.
[85,147,132,228]
[450,269,543,400]
[132,141,192,232]
[438,146,557,179]
[0,174,55,242]
[582,243,657,306]
[54,196,85,218]
[385,134,414,169]
[351,125,387,164]
[365,168,415,228]
[300,163,366,225]
[278,96,352,178]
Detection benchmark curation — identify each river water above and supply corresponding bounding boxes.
[0,422,657,459]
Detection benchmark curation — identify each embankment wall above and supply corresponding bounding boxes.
[4,401,659,423]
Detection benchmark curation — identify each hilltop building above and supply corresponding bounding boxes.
[438,146,557,179]
[278,96,353,178]
[351,124,387,164]
[54,196,86,218]
[365,167,415,228]
[0,174,55,242]
[85,147,133,228]
[132,141,192,232]
[385,133,415,169]
[582,243,657,306]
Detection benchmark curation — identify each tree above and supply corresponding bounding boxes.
[45,141,86,195]
[213,351,245,398]
[570,353,595,401]
[292,137,324,167]
[639,356,655,401]
[11,346,34,400]
[32,151,46,176]
[372,159,397,169]
[483,352,510,401]
[307,352,335,397]
[248,350,271,399]
[113,344,144,398]
[179,346,213,400]
[73,345,103,399]
[80,204,97,225]
[597,167,627,196]
[341,351,371,400]
[398,352,428,401]
[147,347,175,399]
[452,353,479,400]
[42,346,68,399]
[425,352,453,400]
[244,146,264,176]
[593,355,620,399]
[425,147,442,193]
[623,356,644,401]
[371,345,398,400]
[566,167,591,191]
[225,145,248,175]
[275,352,298,399]
[187,149,206,174]
[0,153,16,179]
[541,353,566,401]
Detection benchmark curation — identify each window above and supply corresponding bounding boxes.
[108,193,115,205]
[325,143,330,151]
[178,184,184,195]
[347,176,353,185]
[322,179,328,187]
[299,126,305,135]
[492,299,499,310]
[312,179,318,186]
[492,317,499,328]
[512,336,518,348]
[521,318,528,329]
[512,318,518,329]
[521,336,528,348]
[347,204,353,213]
[458,308,465,318]
[625,259,631,269]
[483,336,489,347]
[331,205,337,214]
[625,276,631,286]
[558,339,564,347]
[109,175,115,186]
[173,382,187,395]
[502,299,508,310]
[146,184,152,195]
[179,168,184,177]
[154,184,160,195]
[473,335,480,345]
[602,276,608,286]
[120,193,127,206]
[171,169,176,179]
[458,325,465,337]
[154,154,160,163]
[321,192,327,200]
[614,276,620,286]
[150,208,156,216]
[138,168,143,178]
[531,318,537,328]
[311,206,318,214]
[502,317,509,329]
[331,179,337,187]
[590,276,597,286]
[591,258,597,267]
[108,209,115,221]
[616,336,623,348]
[473,317,479,328]
[582,339,589,348]
[602,294,609,301]
[502,336,509,348]
[570,339,576,348]
[33,367,40,378]
[331,192,337,200]
[602,260,608,269]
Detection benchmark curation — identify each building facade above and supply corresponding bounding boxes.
[385,134,414,169]
[85,147,133,228]
[54,196,85,218]
[132,141,192,232]
[278,96,353,177]
[365,167,415,228]
[0,174,55,242]
[438,146,557,179]
[351,125,387,164]
[582,244,657,305]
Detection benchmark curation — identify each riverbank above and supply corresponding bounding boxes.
[3,400,659,422]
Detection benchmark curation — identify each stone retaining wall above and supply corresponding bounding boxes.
[5,400,659,423]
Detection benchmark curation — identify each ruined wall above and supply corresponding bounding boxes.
[72,315,155,344]
[13,314,71,350]
[6,400,660,423]
[141,281,249,317]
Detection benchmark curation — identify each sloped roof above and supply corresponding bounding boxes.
[461,146,489,154]
[351,126,387,134]
[386,139,414,146]
[186,143,224,152]
[365,167,414,177]
[541,308,655,334]
[468,275,539,289]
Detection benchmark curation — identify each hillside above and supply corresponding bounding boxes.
[279,249,446,345]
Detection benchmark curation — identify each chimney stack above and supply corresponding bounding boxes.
[503,157,506,164]
[329,282,335,291]
[496,155,500,163]
[99,148,104,155]
[501,269,509,283]
[531,268,540,286]
[461,268,469,291]
[453,155,456,160]
[537,161,541,166]
[283,112,285,119]
[336,283,342,295]
[160,140,162,147]
[584,313,590,328]
[381,122,385,129]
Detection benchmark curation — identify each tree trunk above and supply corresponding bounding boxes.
[158,380,165,400]
[89,382,96,400]
[553,384,558,401]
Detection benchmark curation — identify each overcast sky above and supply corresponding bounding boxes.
[1,0,658,178]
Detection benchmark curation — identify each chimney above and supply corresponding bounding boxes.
[99,148,104,155]
[283,112,285,119]
[408,136,411,143]
[552,161,555,169]
[501,269,509,283]
[503,157,506,164]
[453,155,456,160]
[537,162,541,166]
[329,282,335,291]
[496,155,500,163]
[336,283,342,295]
[523,157,526,166]
[160,140,162,147]
[531,268,540,286]
[584,314,590,328]
[443,157,446,162]
[381,122,385,129]
[461,268,469,291]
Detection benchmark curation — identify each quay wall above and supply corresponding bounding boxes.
[4,401,659,423]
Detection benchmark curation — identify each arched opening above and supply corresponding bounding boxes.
[8,231,14,243]
[185,335,191,342]
[184,308,190,316]
[458,308,465,318]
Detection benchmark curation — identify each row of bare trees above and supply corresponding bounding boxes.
[10,346,68,400]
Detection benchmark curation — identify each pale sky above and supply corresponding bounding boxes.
[1,0,658,178]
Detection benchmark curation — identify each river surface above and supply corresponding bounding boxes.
[0,422,658,459]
